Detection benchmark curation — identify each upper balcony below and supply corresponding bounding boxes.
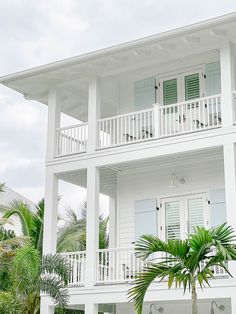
[52,42,236,160]
[1,14,236,162]
[56,93,227,157]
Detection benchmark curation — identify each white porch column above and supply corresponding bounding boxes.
[85,303,98,314]
[87,76,101,153]
[46,86,61,161]
[42,170,58,255]
[85,165,100,287]
[109,191,117,248]
[153,103,161,138]
[223,142,236,276]
[40,298,54,314]
[220,41,235,127]
[231,297,236,314]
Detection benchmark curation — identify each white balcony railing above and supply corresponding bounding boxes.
[59,247,227,286]
[96,247,143,284]
[60,251,86,286]
[97,108,154,149]
[159,94,221,136]
[55,94,222,155]
[56,123,88,157]
[96,247,228,285]
[96,94,221,149]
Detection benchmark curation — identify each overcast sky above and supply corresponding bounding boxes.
[0,0,236,210]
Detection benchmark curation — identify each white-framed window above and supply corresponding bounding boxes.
[160,193,208,241]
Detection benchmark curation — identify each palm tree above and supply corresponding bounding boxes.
[10,244,71,314]
[3,199,44,252]
[57,203,109,253]
[128,224,236,314]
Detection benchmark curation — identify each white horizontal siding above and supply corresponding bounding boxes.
[117,159,224,247]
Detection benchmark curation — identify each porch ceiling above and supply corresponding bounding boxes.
[0,13,236,121]
[58,147,223,196]
[57,167,117,197]
[108,146,223,173]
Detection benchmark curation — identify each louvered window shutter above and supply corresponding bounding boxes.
[185,73,200,101]
[205,62,221,96]
[134,77,156,111]
[134,199,157,242]
[188,197,204,234]
[209,189,226,227]
[165,201,180,239]
[163,79,177,105]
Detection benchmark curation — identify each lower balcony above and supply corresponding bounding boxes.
[55,94,226,157]
[61,247,228,287]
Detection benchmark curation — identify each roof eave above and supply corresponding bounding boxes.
[0,12,235,84]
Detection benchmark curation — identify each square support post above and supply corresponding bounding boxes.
[40,298,54,314]
[46,86,61,161]
[223,142,236,276]
[85,165,100,286]
[220,41,235,127]
[153,103,161,138]
[85,303,98,314]
[109,190,117,248]
[42,170,58,255]
[87,76,101,153]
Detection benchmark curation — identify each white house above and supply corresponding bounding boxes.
[1,12,236,314]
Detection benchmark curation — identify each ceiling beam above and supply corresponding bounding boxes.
[157,43,176,50]
[209,28,227,37]
[182,36,200,43]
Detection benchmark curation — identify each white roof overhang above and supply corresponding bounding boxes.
[0,12,236,120]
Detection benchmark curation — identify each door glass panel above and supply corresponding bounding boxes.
[165,201,180,240]
[188,197,204,234]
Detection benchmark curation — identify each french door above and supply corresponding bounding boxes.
[161,193,208,241]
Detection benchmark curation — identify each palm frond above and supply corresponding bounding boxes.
[135,234,189,260]
[41,254,71,285]
[3,200,34,236]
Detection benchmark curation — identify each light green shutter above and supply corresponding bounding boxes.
[209,189,226,227]
[134,77,156,111]
[165,200,181,239]
[205,62,221,96]
[135,199,157,241]
[185,73,200,101]
[163,78,177,105]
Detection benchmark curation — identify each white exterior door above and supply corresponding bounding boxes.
[161,193,207,241]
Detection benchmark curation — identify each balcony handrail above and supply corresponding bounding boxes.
[97,246,134,253]
[60,250,86,256]
[157,94,221,109]
[56,122,88,132]
[97,107,154,122]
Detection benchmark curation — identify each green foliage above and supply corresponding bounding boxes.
[0,251,15,291]
[3,199,44,252]
[0,291,22,314]
[9,245,71,313]
[128,224,236,314]
[57,205,109,253]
